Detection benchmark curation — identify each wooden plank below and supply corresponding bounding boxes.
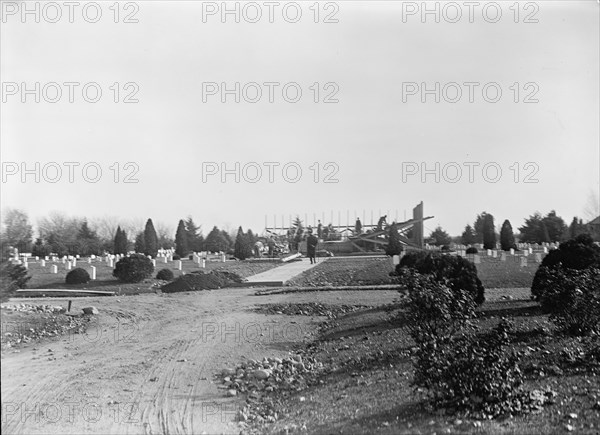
[281,253,302,263]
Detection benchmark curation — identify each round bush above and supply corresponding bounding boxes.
[172,254,181,261]
[156,268,174,281]
[531,234,600,301]
[466,247,478,254]
[113,254,154,283]
[66,268,90,285]
[397,251,485,304]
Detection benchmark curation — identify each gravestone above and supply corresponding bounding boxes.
[487,249,492,256]
[392,255,400,265]
[109,258,114,268]
[492,250,497,258]
[177,260,182,270]
[543,247,548,254]
[474,255,481,264]
[91,266,96,280]
[535,253,542,263]
[520,257,527,267]
[152,259,156,267]
[41,259,46,267]
[66,261,72,270]
[500,252,506,261]
[510,248,515,255]
[164,256,168,263]
[202,258,206,268]
[51,265,58,274]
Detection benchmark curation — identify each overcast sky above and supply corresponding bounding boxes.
[1,1,599,237]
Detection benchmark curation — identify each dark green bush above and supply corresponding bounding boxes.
[396,252,485,304]
[0,262,31,302]
[156,268,174,281]
[172,254,181,261]
[414,319,526,417]
[537,267,600,335]
[113,254,154,283]
[65,267,90,285]
[401,269,476,343]
[531,234,600,301]
[466,247,478,254]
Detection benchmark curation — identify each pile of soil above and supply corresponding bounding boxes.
[161,270,244,293]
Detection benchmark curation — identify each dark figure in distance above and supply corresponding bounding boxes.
[355,218,362,235]
[377,215,387,232]
[317,220,323,238]
[306,230,319,264]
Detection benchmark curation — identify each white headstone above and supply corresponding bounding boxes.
[164,256,168,263]
[152,259,156,267]
[62,257,66,263]
[487,249,492,256]
[45,256,49,261]
[88,257,92,264]
[177,260,183,270]
[23,261,28,269]
[66,261,72,270]
[109,258,114,267]
[35,256,39,261]
[76,255,80,259]
[51,265,58,274]
[528,247,533,254]
[221,253,226,262]
[474,255,481,264]
[510,248,515,255]
[392,255,400,265]
[535,253,542,263]
[500,252,506,261]
[73,259,77,267]
[492,250,497,258]
[202,258,206,268]
[41,259,46,267]
[520,257,527,267]
[91,254,96,259]
[91,266,96,280]
[543,247,548,254]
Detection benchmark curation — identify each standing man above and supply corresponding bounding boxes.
[355,218,362,235]
[306,229,319,264]
[317,220,323,239]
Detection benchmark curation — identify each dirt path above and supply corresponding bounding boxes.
[1,288,327,435]
[245,258,325,284]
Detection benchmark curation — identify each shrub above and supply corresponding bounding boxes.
[466,247,478,254]
[396,252,485,304]
[65,268,90,285]
[531,234,600,301]
[537,267,600,335]
[0,262,30,302]
[172,254,181,261]
[156,268,174,281]
[113,254,154,283]
[414,319,526,417]
[401,269,476,343]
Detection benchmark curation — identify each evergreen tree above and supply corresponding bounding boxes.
[569,217,586,239]
[519,212,544,243]
[234,227,253,260]
[540,221,551,243]
[482,214,496,249]
[114,226,128,255]
[205,226,229,252]
[221,230,233,252]
[500,219,515,251]
[428,225,452,246]
[143,219,158,257]
[175,219,189,257]
[185,217,203,252]
[76,220,102,256]
[473,212,488,244]
[542,210,567,242]
[385,222,403,255]
[134,231,146,254]
[461,224,476,245]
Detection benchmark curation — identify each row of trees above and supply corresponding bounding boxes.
[427,209,597,251]
[0,209,245,258]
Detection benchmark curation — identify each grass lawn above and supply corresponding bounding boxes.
[17,258,283,296]
[286,254,539,289]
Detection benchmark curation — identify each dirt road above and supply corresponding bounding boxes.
[1,288,399,434]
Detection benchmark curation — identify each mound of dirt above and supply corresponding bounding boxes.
[255,303,374,319]
[161,270,244,293]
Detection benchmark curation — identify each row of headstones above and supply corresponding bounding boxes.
[392,251,539,267]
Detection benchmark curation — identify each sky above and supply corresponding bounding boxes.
[1,0,599,238]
